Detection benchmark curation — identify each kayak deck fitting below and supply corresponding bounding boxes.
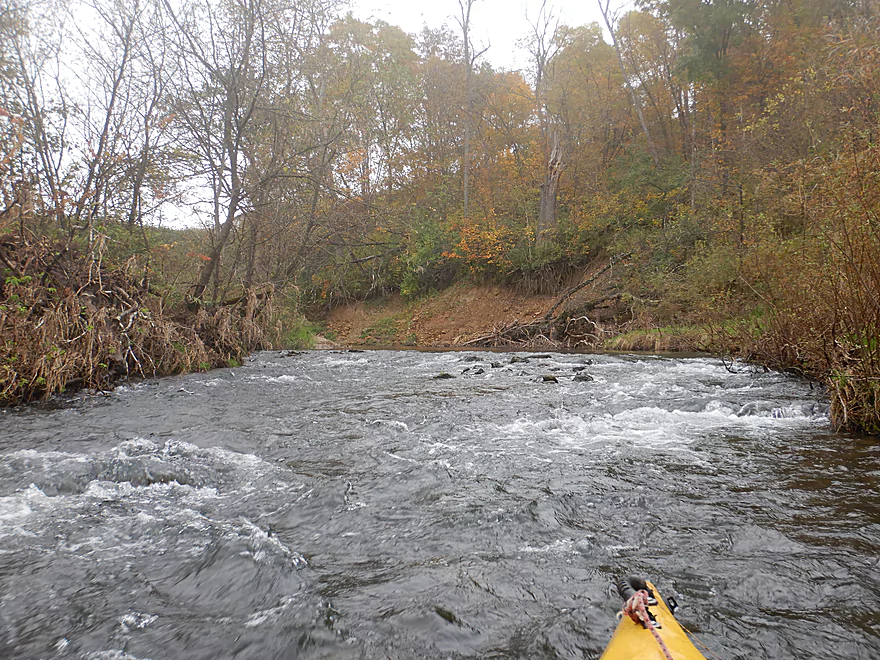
[600,577,710,660]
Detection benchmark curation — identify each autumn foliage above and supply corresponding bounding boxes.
[1,0,879,430]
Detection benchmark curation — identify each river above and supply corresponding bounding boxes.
[0,350,877,659]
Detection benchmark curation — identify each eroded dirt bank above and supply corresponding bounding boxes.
[322,281,710,352]
[325,283,554,347]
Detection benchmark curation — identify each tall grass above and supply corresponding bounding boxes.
[1,235,274,404]
[730,141,880,433]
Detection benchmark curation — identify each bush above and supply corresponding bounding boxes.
[271,289,320,349]
[0,235,274,404]
[719,139,880,433]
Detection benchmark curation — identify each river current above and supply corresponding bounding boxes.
[0,350,877,659]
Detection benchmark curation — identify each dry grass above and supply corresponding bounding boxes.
[604,326,710,353]
[0,235,274,404]
[718,141,880,434]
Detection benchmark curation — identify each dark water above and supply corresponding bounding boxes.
[0,350,877,660]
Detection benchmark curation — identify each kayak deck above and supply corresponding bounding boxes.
[600,579,708,660]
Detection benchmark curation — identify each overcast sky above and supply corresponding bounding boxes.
[347,0,610,71]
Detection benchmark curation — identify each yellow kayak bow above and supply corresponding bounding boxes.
[600,577,709,660]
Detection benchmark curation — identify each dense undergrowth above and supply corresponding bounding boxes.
[716,143,880,434]
[0,232,276,405]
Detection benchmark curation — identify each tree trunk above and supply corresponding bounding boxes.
[192,186,240,303]
[537,131,562,242]
[598,0,658,164]
[462,9,472,220]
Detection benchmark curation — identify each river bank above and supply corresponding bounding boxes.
[2,231,873,435]
[322,281,712,353]
[0,236,273,405]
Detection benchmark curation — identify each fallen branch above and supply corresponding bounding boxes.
[462,319,552,347]
[543,252,631,320]
[462,318,527,346]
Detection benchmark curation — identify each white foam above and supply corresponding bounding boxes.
[118,611,158,633]
[113,437,159,457]
[0,485,48,527]
[493,414,595,444]
[425,442,459,454]
[83,652,151,660]
[322,356,369,367]
[489,396,824,456]
[519,538,576,555]
[370,419,409,432]
[237,519,308,567]
[384,451,419,464]
[3,447,89,462]
[85,481,136,500]
[243,595,298,628]
[0,497,32,521]
[267,374,298,384]
[606,544,641,556]
[83,480,220,504]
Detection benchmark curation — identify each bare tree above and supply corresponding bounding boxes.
[274,1,347,283]
[122,1,177,231]
[70,0,143,248]
[597,0,658,164]
[0,0,70,227]
[526,0,563,241]
[162,0,268,304]
[455,0,488,221]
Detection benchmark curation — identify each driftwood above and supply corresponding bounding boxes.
[543,252,631,320]
[462,318,555,347]
[463,253,632,348]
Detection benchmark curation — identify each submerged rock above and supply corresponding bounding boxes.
[433,372,456,380]
[573,373,594,382]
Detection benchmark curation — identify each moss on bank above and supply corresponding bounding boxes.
[604,326,711,353]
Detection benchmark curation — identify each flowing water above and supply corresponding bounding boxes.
[0,350,877,660]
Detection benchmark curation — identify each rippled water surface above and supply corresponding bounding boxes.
[0,350,878,659]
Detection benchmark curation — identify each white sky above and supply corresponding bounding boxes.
[347,0,609,71]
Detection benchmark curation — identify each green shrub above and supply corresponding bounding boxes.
[281,318,319,349]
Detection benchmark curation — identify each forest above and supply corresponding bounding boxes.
[0,0,878,433]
